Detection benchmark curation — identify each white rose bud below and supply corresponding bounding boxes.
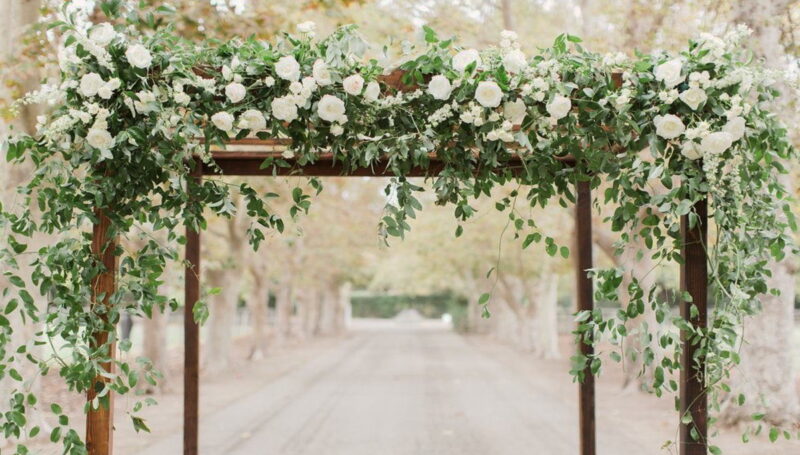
[452,49,482,72]
[297,21,316,34]
[79,73,105,97]
[546,95,572,120]
[700,131,733,155]
[225,82,247,103]
[238,109,267,131]
[654,58,684,88]
[275,55,301,82]
[211,111,235,132]
[723,116,746,141]
[89,23,116,46]
[125,44,153,69]
[427,75,453,100]
[364,81,380,102]
[679,87,707,111]
[653,114,685,139]
[343,74,365,96]
[317,94,346,122]
[475,81,503,108]
[330,124,344,136]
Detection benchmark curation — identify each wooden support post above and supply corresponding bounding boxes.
[184,164,202,455]
[575,180,595,455]
[680,198,708,455]
[86,209,116,455]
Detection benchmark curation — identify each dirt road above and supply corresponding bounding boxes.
[131,318,796,455]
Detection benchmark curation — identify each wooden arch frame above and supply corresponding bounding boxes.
[85,82,709,455]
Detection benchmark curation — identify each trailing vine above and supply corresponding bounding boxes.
[1,2,796,453]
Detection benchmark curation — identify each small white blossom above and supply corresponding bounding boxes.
[330,124,344,136]
[297,21,316,35]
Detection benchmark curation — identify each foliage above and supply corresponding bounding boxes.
[0,1,796,452]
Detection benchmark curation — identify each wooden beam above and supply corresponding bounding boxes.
[204,148,576,178]
[184,163,202,455]
[575,179,596,455]
[679,198,708,455]
[86,209,116,455]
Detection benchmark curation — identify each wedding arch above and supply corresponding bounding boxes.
[1,3,795,455]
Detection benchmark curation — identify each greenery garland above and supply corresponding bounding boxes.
[1,2,796,453]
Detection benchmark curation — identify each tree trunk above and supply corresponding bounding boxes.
[203,267,240,374]
[247,281,270,360]
[274,284,293,346]
[531,273,560,359]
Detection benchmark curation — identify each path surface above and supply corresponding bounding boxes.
[136,318,648,455]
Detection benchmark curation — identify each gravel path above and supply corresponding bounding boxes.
[136,319,645,455]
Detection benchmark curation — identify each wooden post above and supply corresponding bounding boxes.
[680,198,708,455]
[86,209,116,455]
[184,164,202,455]
[575,180,595,455]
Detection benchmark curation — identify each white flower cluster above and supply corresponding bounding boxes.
[485,120,515,143]
[500,30,527,74]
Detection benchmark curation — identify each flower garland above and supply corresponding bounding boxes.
[1,3,796,453]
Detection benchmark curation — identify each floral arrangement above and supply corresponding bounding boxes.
[1,2,796,453]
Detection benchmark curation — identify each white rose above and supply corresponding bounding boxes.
[317,94,346,122]
[503,99,527,125]
[86,128,114,150]
[546,95,572,120]
[264,76,276,87]
[343,74,365,96]
[239,109,267,131]
[174,92,191,105]
[475,81,503,108]
[653,114,685,139]
[723,116,746,141]
[453,49,481,72]
[679,87,707,111]
[211,112,235,132]
[654,58,684,88]
[502,49,527,73]
[700,131,733,155]
[271,96,298,122]
[681,141,703,160]
[225,82,247,103]
[330,124,344,136]
[89,23,116,46]
[275,55,300,82]
[364,81,380,102]
[427,75,452,100]
[312,59,332,86]
[297,21,316,34]
[79,73,105,97]
[125,44,153,69]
